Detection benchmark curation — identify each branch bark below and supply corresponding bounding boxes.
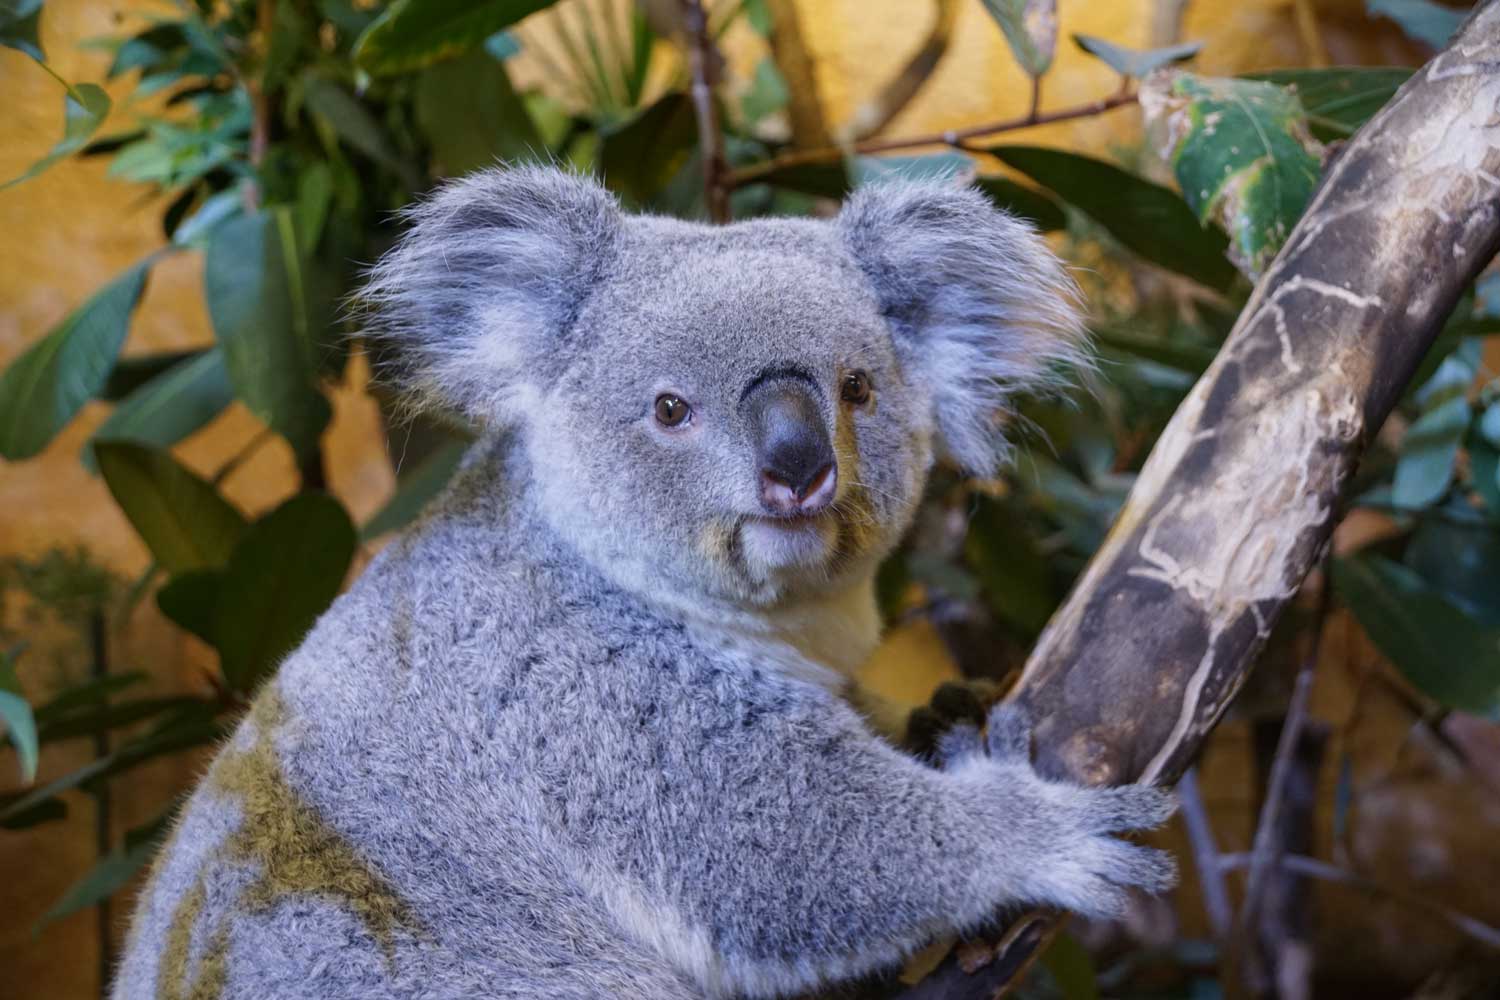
[892,3,1500,996]
[679,0,731,223]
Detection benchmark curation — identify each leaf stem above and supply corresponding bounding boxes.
[730,90,1138,186]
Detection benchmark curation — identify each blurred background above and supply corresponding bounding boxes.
[2,0,1498,997]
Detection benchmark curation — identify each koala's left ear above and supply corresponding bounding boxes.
[361,166,621,423]
[838,181,1087,475]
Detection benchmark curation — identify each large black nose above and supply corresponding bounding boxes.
[743,378,837,515]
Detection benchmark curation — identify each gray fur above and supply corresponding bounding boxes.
[115,167,1171,1000]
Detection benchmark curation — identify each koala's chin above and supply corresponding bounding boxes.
[739,512,840,575]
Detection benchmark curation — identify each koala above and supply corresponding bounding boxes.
[114,166,1175,1000]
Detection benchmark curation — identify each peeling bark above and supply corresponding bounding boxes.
[889,3,1500,996]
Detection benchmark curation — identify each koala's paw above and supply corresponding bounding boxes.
[904,680,1003,764]
[971,703,1179,919]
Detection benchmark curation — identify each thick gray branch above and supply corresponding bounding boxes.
[890,4,1500,996]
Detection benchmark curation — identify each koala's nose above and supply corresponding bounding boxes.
[743,378,837,516]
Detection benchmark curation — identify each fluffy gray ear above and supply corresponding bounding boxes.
[361,166,621,422]
[838,181,1088,475]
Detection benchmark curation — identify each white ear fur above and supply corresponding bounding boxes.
[360,166,621,423]
[838,181,1088,474]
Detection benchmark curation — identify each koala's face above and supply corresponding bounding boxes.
[365,168,1084,612]
[529,219,932,607]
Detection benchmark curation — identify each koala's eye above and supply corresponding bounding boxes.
[654,394,691,427]
[841,370,873,405]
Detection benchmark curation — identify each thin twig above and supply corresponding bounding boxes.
[730,91,1138,187]
[212,427,275,487]
[1178,767,1234,943]
[1219,853,1500,951]
[845,0,961,142]
[679,0,731,223]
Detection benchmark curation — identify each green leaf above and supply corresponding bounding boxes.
[1040,931,1101,1000]
[205,209,332,458]
[94,441,247,574]
[1072,35,1201,78]
[214,494,356,691]
[989,145,1238,291]
[84,349,233,472]
[1242,67,1411,141]
[100,349,204,401]
[598,92,698,206]
[1367,0,1464,49]
[302,76,418,187]
[753,161,850,200]
[1092,324,1219,374]
[415,47,542,176]
[1406,517,1500,625]
[0,259,151,459]
[485,30,521,60]
[353,0,559,75]
[1392,396,1469,510]
[172,188,244,249]
[2,82,111,189]
[156,569,225,645]
[33,673,146,724]
[1333,555,1500,719]
[0,0,44,60]
[0,648,38,784]
[1141,72,1323,280]
[741,57,789,126]
[974,176,1067,232]
[38,695,202,743]
[964,497,1056,636]
[979,0,1057,77]
[362,438,469,541]
[37,833,158,928]
[851,151,972,186]
[0,703,226,824]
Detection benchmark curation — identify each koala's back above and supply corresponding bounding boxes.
[114,448,723,999]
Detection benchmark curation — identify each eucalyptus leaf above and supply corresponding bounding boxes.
[2,83,112,189]
[0,648,38,784]
[1072,35,1201,79]
[34,673,147,724]
[1405,517,1500,625]
[157,569,226,646]
[354,0,559,76]
[741,57,789,127]
[0,259,151,460]
[1092,324,1219,374]
[964,497,1056,636]
[1242,67,1410,140]
[362,438,470,541]
[974,177,1067,231]
[979,0,1057,77]
[303,76,419,187]
[37,835,158,928]
[205,209,332,458]
[1367,0,1465,49]
[214,494,356,692]
[0,0,43,60]
[1140,71,1323,280]
[38,695,203,743]
[415,47,542,176]
[84,349,233,472]
[851,152,971,185]
[172,188,244,248]
[94,441,247,574]
[753,162,850,200]
[1333,555,1500,719]
[1392,395,1469,510]
[598,93,698,206]
[988,145,1238,291]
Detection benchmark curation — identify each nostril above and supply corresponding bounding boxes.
[799,462,836,507]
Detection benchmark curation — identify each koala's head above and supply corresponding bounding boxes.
[364,167,1083,612]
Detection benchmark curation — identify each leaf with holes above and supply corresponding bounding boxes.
[94,442,247,573]
[1141,71,1323,280]
[0,259,152,459]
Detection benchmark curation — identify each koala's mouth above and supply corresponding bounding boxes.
[738,511,839,573]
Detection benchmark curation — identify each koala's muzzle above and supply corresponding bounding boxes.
[743,376,836,516]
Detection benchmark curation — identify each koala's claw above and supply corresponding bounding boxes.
[904,680,1001,763]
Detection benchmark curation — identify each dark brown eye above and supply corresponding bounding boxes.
[841,370,872,405]
[654,394,691,427]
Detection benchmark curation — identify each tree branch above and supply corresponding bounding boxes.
[731,91,1139,187]
[892,3,1500,995]
[679,0,731,223]
[843,0,961,142]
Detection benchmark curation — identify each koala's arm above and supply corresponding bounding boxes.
[653,702,1173,998]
